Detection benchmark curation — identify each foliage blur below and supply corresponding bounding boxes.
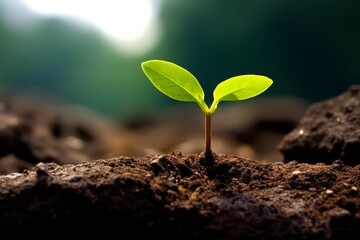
[0,0,359,118]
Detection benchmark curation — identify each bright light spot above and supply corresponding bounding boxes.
[21,0,161,54]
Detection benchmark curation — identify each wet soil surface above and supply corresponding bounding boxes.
[0,87,359,239]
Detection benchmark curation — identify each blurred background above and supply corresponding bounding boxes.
[0,0,360,174]
[0,0,359,118]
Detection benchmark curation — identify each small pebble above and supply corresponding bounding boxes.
[292,170,302,175]
[325,189,333,194]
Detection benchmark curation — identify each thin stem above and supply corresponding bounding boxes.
[205,113,212,158]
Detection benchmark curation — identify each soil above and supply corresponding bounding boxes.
[0,88,359,239]
[0,153,359,239]
[279,85,360,166]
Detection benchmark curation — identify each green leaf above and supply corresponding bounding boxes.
[209,75,273,113]
[141,60,209,113]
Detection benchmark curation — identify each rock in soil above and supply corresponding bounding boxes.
[0,152,359,239]
[278,85,360,166]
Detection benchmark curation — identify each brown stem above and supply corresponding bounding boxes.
[205,113,212,158]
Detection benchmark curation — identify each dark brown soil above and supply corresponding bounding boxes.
[0,87,359,239]
[279,85,360,166]
[0,152,359,239]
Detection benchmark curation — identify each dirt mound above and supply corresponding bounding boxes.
[279,85,360,166]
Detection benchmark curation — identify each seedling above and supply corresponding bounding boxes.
[141,60,273,159]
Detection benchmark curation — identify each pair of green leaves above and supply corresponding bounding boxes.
[141,60,273,114]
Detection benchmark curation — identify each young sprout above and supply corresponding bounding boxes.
[141,60,273,159]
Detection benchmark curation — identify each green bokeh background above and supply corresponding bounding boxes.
[0,0,359,118]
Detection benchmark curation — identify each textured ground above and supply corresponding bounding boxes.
[0,87,359,239]
[0,152,359,239]
[279,85,360,166]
